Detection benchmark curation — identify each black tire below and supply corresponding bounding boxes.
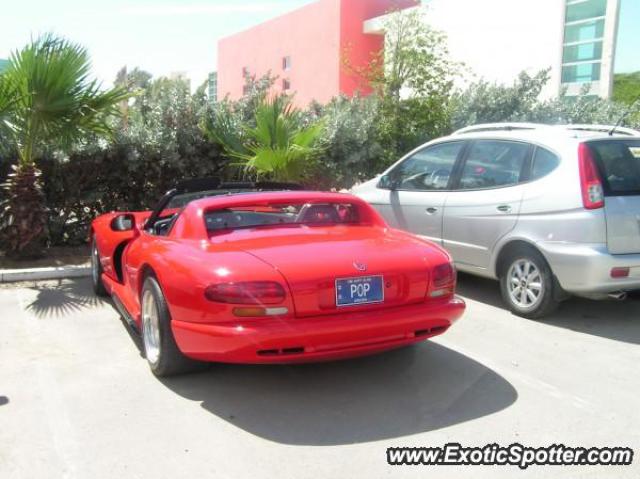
[91,236,108,297]
[140,275,204,377]
[499,245,559,319]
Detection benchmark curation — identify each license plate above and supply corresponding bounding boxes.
[335,275,384,307]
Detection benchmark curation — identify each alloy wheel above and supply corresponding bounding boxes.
[91,242,100,285]
[142,290,161,365]
[507,259,544,310]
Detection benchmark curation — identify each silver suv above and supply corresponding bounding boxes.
[352,123,640,318]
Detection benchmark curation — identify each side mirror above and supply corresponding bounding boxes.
[377,174,396,190]
[110,214,136,232]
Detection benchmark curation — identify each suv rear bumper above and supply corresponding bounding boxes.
[538,241,640,297]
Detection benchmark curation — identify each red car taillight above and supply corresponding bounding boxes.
[578,143,604,210]
[204,281,286,305]
[430,262,456,298]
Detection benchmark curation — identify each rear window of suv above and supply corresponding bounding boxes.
[588,140,640,195]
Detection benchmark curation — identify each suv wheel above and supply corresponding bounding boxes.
[500,246,559,319]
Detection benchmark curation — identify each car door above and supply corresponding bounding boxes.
[442,139,532,272]
[364,141,466,244]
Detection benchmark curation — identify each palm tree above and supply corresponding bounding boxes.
[209,95,323,182]
[0,34,130,257]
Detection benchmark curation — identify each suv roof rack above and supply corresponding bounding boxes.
[559,124,640,137]
[452,123,546,135]
[453,123,640,137]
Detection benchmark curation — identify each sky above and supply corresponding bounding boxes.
[0,0,316,89]
[0,0,638,90]
[616,0,640,73]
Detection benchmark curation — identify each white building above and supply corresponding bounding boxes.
[365,0,622,99]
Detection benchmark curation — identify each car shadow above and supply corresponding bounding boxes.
[25,279,105,319]
[159,343,517,446]
[457,273,640,345]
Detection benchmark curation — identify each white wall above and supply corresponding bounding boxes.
[423,0,565,98]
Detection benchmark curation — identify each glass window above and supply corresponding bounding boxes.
[563,41,603,63]
[458,141,529,190]
[282,78,291,91]
[205,203,360,232]
[283,56,292,70]
[531,147,560,180]
[562,62,601,83]
[589,140,640,195]
[564,19,605,43]
[565,0,607,23]
[386,142,464,191]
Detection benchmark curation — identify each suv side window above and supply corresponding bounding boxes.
[385,142,464,191]
[458,140,530,190]
[531,146,561,180]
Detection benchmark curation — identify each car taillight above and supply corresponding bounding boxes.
[430,262,456,298]
[204,281,286,305]
[610,267,630,279]
[578,143,604,210]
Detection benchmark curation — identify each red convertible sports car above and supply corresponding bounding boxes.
[90,179,465,376]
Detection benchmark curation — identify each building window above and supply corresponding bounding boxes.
[242,67,249,77]
[561,0,608,91]
[563,41,603,63]
[208,72,218,105]
[564,18,605,43]
[562,62,602,83]
[282,56,292,71]
[282,78,291,91]
[565,0,607,23]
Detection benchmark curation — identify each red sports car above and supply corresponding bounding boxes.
[90,179,465,376]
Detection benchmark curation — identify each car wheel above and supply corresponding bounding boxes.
[140,275,204,377]
[91,237,108,297]
[499,246,559,319]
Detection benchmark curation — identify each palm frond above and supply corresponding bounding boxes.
[231,94,324,181]
[2,33,132,163]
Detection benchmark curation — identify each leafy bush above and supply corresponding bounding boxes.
[451,71,640,132]
[314,95,384,189]
[613,72,640,105]
[0,34,130,256]
[1,73,226,247]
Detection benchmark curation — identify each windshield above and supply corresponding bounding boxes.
[204,202,360,232]
[589,140,640,195]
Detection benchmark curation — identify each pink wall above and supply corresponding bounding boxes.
[217,0,418,107]
[339,0,419,96]
[218,0,341,107]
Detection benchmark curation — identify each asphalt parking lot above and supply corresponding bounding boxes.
[1,275,638,479]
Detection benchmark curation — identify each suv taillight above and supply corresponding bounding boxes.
[430,263,456,298]
[578,143,604,210]
[204,281,286,305]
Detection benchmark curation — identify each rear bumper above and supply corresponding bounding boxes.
[171,297,465,363]
[537,241,640,297]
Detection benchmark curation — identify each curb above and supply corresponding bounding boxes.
[0,265,91,283]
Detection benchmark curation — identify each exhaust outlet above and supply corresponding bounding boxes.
[608,291,627,301]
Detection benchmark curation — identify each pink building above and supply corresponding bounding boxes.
[217,0,418,107]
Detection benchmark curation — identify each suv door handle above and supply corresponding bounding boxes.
[497,205,512,213]
[425,207,438,215]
